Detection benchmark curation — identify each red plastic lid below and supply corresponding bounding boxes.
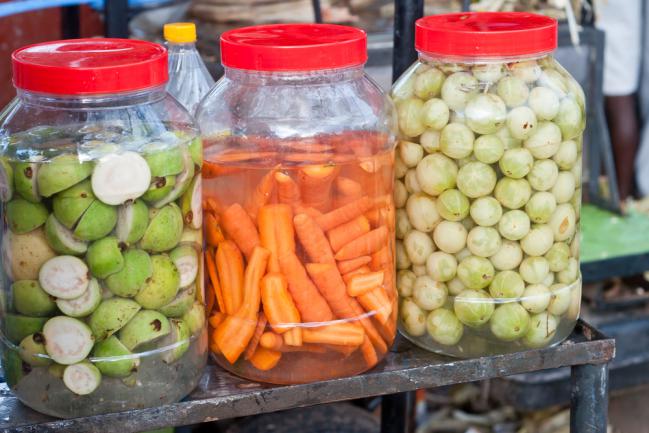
[415,12,557,59]
[12,38,168,95]
[220,24,367,71]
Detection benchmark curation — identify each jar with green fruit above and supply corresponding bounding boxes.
[0,39,206,417]
[392,12,583,357]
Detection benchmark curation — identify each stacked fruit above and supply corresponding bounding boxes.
[1,137,205,395]
[391,57,583,355]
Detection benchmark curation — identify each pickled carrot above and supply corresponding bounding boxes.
[334,176,363,207]
[205,286,215,316]
[275,172,301,208]
[205,197,225,215]
[337,256,372,275]
[302,323,364,346]
[342,265,372,284]
[249,347,282,371]
[357,287,392,324]
[293,213,336,265]
[278,251,335,323]
[216,240,244,315]
[327,216,371,252]
[259,332,284,350]
[258,204,295,273]
[298,165,338,212]
[347,271,384,297]
[316,196,373,231]
[240,246,270,318]
[245,167,277,221]
[220,203,260,260]
[360,336,378,368]
[261,273,301,336]
[334,226,388,261]
[294,206,323,220]
[208,312,225,328]
[203,161,242,178]
[244,313,268,360]
[205,250,225,312]
[205,213,225,247]
[283,328,302,346]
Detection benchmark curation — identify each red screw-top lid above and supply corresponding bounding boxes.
[220,23,367,71]
[415,12,558,59]
[12,38,168,95]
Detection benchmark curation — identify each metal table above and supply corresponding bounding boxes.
[0,320,614,433]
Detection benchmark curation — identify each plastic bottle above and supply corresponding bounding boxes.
[164,22,215,115]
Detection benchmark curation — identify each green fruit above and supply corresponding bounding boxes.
[87,237,124,279]
[139,204,184,252]
[52,180,95,229]
[12,280,57,317]
[6,199,48,233]
[19,333,51,366]
[426,309,463,346]
[142,176,176,203]
[116,199,149,245]
[453,289,494,327]
[180,175,202,229]
[188,137,203,167]
[44,214,88,255]
[457,256,495,290]
[151,149,195,208]
[523,312,558,348]
[37,154,93,197]
[3,228,56,280]
[144,146,184,177]
[180,228,202,246]
[89,298,141,342]
[159,284,196,318]
[182,302,206,336]
[0,157,14,202]
[5,314,48,344]
[105,249,153,297]
[73,200,117,241]
[93,335,139,378]
[134,254,180,309]
[170,245,199,287]
[56,278,102,318]
[3,350,27,389]
[48,363,66,378]
[13,161,40,202]
[490,303,530,341]
[119,310,171,351]
[489,271,525,299]
[161,319,191,364]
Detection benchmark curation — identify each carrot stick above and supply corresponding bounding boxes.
[205,213,225,247]
[347,271,385,297]
[261,273,301,339]
[370,245,391,271]
[208,312,225,328]
[337,256,372,275]
[244,313,268,360]
[221,203,260,260]
[342,266,371,284]
[360,336,378,368]
[205,250,225,312]
[206,197,225,215]
[335,176,363,207]
[240,246,270,318]
[249,347,282,371]
[259,332,284,350]
[374,299,397,344]
[358,287,392,324]
[216,240,244,315]
[327,216,371,252]
[316,196,374,231]
[302,323,364,346]
[278,251,335,323]
[275,172,300,208]
[205,285,215,315]
[334,226,388,261]
[294,213,336,265]
[305,263,387,354]
[258,204,295,273]
[245,168,277,221]
[294,206,323,220]
[202,161,242,179]
[298,164,339,212]
[283,328,302,347]
[216,151,276,163]
[210,330,222,355]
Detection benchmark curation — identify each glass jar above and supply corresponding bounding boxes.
[0,39,207,417]
[391,13,583,357]
[197,24,396,384]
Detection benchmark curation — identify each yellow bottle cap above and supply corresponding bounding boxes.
[164,22,197,44]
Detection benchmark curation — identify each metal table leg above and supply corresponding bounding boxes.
[381,391,415,433]
[570,363,610,433]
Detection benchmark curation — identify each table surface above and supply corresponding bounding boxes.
[0,320,615,433]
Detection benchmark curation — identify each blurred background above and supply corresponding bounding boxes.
[2,0,649,432]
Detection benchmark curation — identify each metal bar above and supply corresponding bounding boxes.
[462,0,471,12]
[570,363,609,433]
[392,0,424,82]
[311,0,322,23]
[104,0,129,37]
[381,392,414,433]
[61,4,80,38]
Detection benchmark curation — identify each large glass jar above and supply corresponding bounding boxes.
[0,39,207,417]
[391,13,583,357]
[197,24,396,384]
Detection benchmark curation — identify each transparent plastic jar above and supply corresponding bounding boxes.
[391,13,583,357]
[0,39,207,417]
[197,24,396,384]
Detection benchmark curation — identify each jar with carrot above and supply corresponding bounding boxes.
[196,24,397,384]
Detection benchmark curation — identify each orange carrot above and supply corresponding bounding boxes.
[275,172,300,208]
[208,312,225,328]
[302,323,364,346]
[337,256,372,275]
[216,240,244,315]
[325,344,358,357]
[206,197,225,215]
[258,204,295,273]
[216,151,276,163]
[370,245,391,271]
[221,203,260,260]
[278,251,335,323]
[327,216,371,252]
[342,266,371,285]
[283,328,302,347]
[214,246,270,364]
[294,206,323,220]
[249,347,282,371]
[374,299,397,344]
[360,336,378,368]
[205,213,225,247]
[205,283,215,314]
[298,164,339,211]
[260,332,284,350]
[294,213,336,265]
[335,226,388,261]
[202,161,242,179]
[347,271,384,297]
[244,313,268,360]
[261,273,301,338]
[335,176,363,207]
[205,250,225,313]
[245,168,277,221]
[209,331,222,355]
[358,287,392,324]
[316,196,373,231]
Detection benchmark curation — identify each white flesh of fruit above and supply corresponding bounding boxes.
[56,279,102,317]
[174,252,198,288]
[39,256,89,299]
[63,362,101,395]
[91,152,151,205]
[43,316,94,365]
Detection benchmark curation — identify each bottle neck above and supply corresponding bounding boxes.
[16,86,168,109]
[418,51,554,64]
[222,65,365,86]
